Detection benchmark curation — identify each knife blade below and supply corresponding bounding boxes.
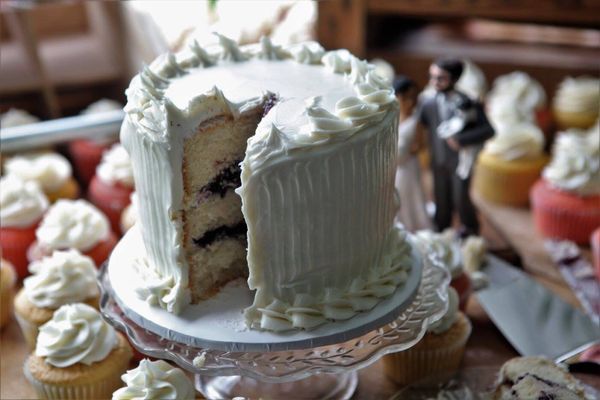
[476,255,600,362]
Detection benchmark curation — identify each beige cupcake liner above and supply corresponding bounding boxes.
[382,323,472,386]
[24,362,124,400]
[0,289,14,329]
[14,311,44,351]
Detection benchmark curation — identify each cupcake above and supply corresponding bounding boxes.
[0,175,49,278]
[382,287,471,385]
[112,359,196,400]
[88,144,134,233]
[28,199,117,267]
[456,60,487,102]
[13,250,100,349]
[0,258,17,329]
[120,192,138,234]
[414,230,481,311]
[4,152,79,203]
[491,356,587,399]
[531,128,600,244]
[68,99,122,186]
[487,71,551,135]
[473,122,549,207]
[24,303,133,400]
[553,76,600,130]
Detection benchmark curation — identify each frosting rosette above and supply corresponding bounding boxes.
[97,144,134,187]
[414,230,462,279]
[428,287,459,334]
[35,303,118,367]
[553,76,600,114]
[36,199,110,252]
[488,71,546,114]
[112,359,195,400]
[0,175,48,228]
[24,250,98,309]
[4,153,72,192]
[0,108,39,129]
[543,129,600,196]
[484,122,544,161]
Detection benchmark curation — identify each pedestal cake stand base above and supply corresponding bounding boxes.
[99,227,450,399]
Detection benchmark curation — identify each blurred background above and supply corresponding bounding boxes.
[0,0,598,118]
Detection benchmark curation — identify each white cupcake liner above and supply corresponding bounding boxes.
[24,362,124,400]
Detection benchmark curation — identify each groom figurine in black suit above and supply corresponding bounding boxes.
[418,58,494,235]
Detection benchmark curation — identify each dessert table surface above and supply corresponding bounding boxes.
[1,197,598,399]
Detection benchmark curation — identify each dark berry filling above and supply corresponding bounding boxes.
[197,160,242,202]
[262,93,279,117]
[193,221,247,248]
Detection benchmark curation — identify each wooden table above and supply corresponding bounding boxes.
[2,198,598,399]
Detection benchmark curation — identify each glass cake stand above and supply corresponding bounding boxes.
[99,253,449,399]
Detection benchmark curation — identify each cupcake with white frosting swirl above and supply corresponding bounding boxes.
[88,144,135,233]
[24,303,132,400]
[112,359,196,400]
[473,122,549,206]
[530,127,600,244]
[0,174,49,278]
[29,199,117,267]
[382,287,472,385]
[13,250,100,349]
[553,76,600,130]
[4,152,79,203]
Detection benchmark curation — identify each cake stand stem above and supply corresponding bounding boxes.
[195,372,358,400]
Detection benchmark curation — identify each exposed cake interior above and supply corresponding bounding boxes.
[182,104,269,303]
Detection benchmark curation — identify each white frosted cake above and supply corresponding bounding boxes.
[121,35,410,331]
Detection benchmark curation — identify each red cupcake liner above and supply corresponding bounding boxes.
[68,139,114,187]
[1,225,38,279]
[530,179,600,245]
[88,176,133,235]
[591,228,600,282]
[450,272,472,312]
[27,231,118,268]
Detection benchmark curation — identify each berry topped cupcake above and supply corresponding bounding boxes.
[112,359,196,400]
[14,250,100,349]
[473,122,549,206]
[553,76,600,130]
[531,127,600,244]
[68,99,122,186]
[29,199,117,266]
[24,303,132,400]
[0,175,49,278]
[4,152,79,203]
[88,144,134,233]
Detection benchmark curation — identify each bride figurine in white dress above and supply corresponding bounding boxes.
[394,76,433,231]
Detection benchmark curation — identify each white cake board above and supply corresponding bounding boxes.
[107,225,422,352]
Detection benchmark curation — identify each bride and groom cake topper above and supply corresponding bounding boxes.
[395,58,495,235]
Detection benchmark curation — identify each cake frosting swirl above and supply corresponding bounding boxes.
[97,144,134,187]
[484,123,544,160]
[36,199,110,252]
[0,175,48,228]
[4,153,71,192]
[112,359,195,400]
[414,230,462,279]
[428,287,459,334]
[553,76,600,114]
[543,128,600,196]
[24,250,98,308]
[35,303,117,367]
[0,108,39,129]
[488,71,546,114]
